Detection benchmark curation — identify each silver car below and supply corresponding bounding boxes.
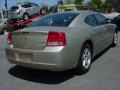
[0,19,8,34]
[9,2,40,20]
[6,11,118,74]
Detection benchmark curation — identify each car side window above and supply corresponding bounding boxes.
[22,4,30,8]
[94,14,107,25]
[31,3,38,7]
[84,15,97,27]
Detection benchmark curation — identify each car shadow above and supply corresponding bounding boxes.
[93,46,111,62]
[8,46,113,84]
[9,66,76,84]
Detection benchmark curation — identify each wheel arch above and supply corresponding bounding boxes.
[2,28,8,34]
[82,40,94,57]
[23,12,29,19]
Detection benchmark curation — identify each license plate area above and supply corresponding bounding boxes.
[15,52,33,62]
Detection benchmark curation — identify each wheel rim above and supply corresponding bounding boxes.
[3,29,8,35]
[82,48,91,69]
[24,15,28,20]
[114,32,118,45]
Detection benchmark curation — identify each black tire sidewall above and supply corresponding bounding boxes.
[76,44,92,74]
[112,31,118,47]
[23,14,29,20]
[2,28,8,34]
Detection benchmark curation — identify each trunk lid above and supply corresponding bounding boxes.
[12,27,68,50]
[12,31,48,50]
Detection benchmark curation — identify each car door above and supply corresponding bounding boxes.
[30,3,39,15]
[84,14,105,55]
[23,3,32,16]
[28,3,33,15]
[93,14,111,53]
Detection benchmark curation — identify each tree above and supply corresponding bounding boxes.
[64,0,75,4]
[91,0,102,8]
[74,0,84,5]
[103,0,120,12]
[49,5,58,13]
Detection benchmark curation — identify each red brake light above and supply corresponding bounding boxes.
[7,32,13,44]
[47,32,66,46]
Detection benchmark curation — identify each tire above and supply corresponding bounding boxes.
[111,31,118,47]
[23,14,29,20]
[2,28,8,35]
[75,44,92,74]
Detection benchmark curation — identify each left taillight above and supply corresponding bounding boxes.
[7,32,13,44]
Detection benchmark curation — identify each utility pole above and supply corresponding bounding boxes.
[0,0,4,20]
[5,0,8,17]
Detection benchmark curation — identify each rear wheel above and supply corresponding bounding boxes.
[23,14,29,20]
[75,44,92,74]
[2,28,8,35]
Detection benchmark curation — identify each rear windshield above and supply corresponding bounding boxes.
[11,6,19,10]
[29,13,79,27]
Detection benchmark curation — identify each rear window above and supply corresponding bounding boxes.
[11,6,19,10]
[29,13,79,27]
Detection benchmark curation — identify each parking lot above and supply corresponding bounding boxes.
[0,33,120,90]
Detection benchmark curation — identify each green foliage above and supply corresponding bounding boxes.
[90,0,102,8]
[49,6,58,13]
[64,0,74,4]
[64,0,84,4]
[104,0,120,11]
[74,0,83,5]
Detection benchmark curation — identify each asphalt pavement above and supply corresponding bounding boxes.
[0,33,120,90]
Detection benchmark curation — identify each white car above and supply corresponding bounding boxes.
[9,2,40,20]
[0,19,8,34]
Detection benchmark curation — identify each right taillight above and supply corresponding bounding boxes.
[7,32,13,44]
[46,32,66,46]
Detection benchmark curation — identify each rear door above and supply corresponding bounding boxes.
[30,3,40,14]
[22,4,32,15]
[92,14,111,53]
[85,14,109,54]
[94,14,112,48]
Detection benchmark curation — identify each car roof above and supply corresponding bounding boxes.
[57,10,98,16]
[17,2,35,5]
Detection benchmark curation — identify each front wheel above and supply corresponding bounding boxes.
[112,31,118,47]
[75,44,92,74]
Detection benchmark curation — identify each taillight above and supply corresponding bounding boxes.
[7,32,13,44]
[47,32,66,46]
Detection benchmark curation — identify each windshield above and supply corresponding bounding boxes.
[29,13,79,27]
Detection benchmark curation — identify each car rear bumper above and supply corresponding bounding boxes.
[9,14,23,19]
[6,46,78,71]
